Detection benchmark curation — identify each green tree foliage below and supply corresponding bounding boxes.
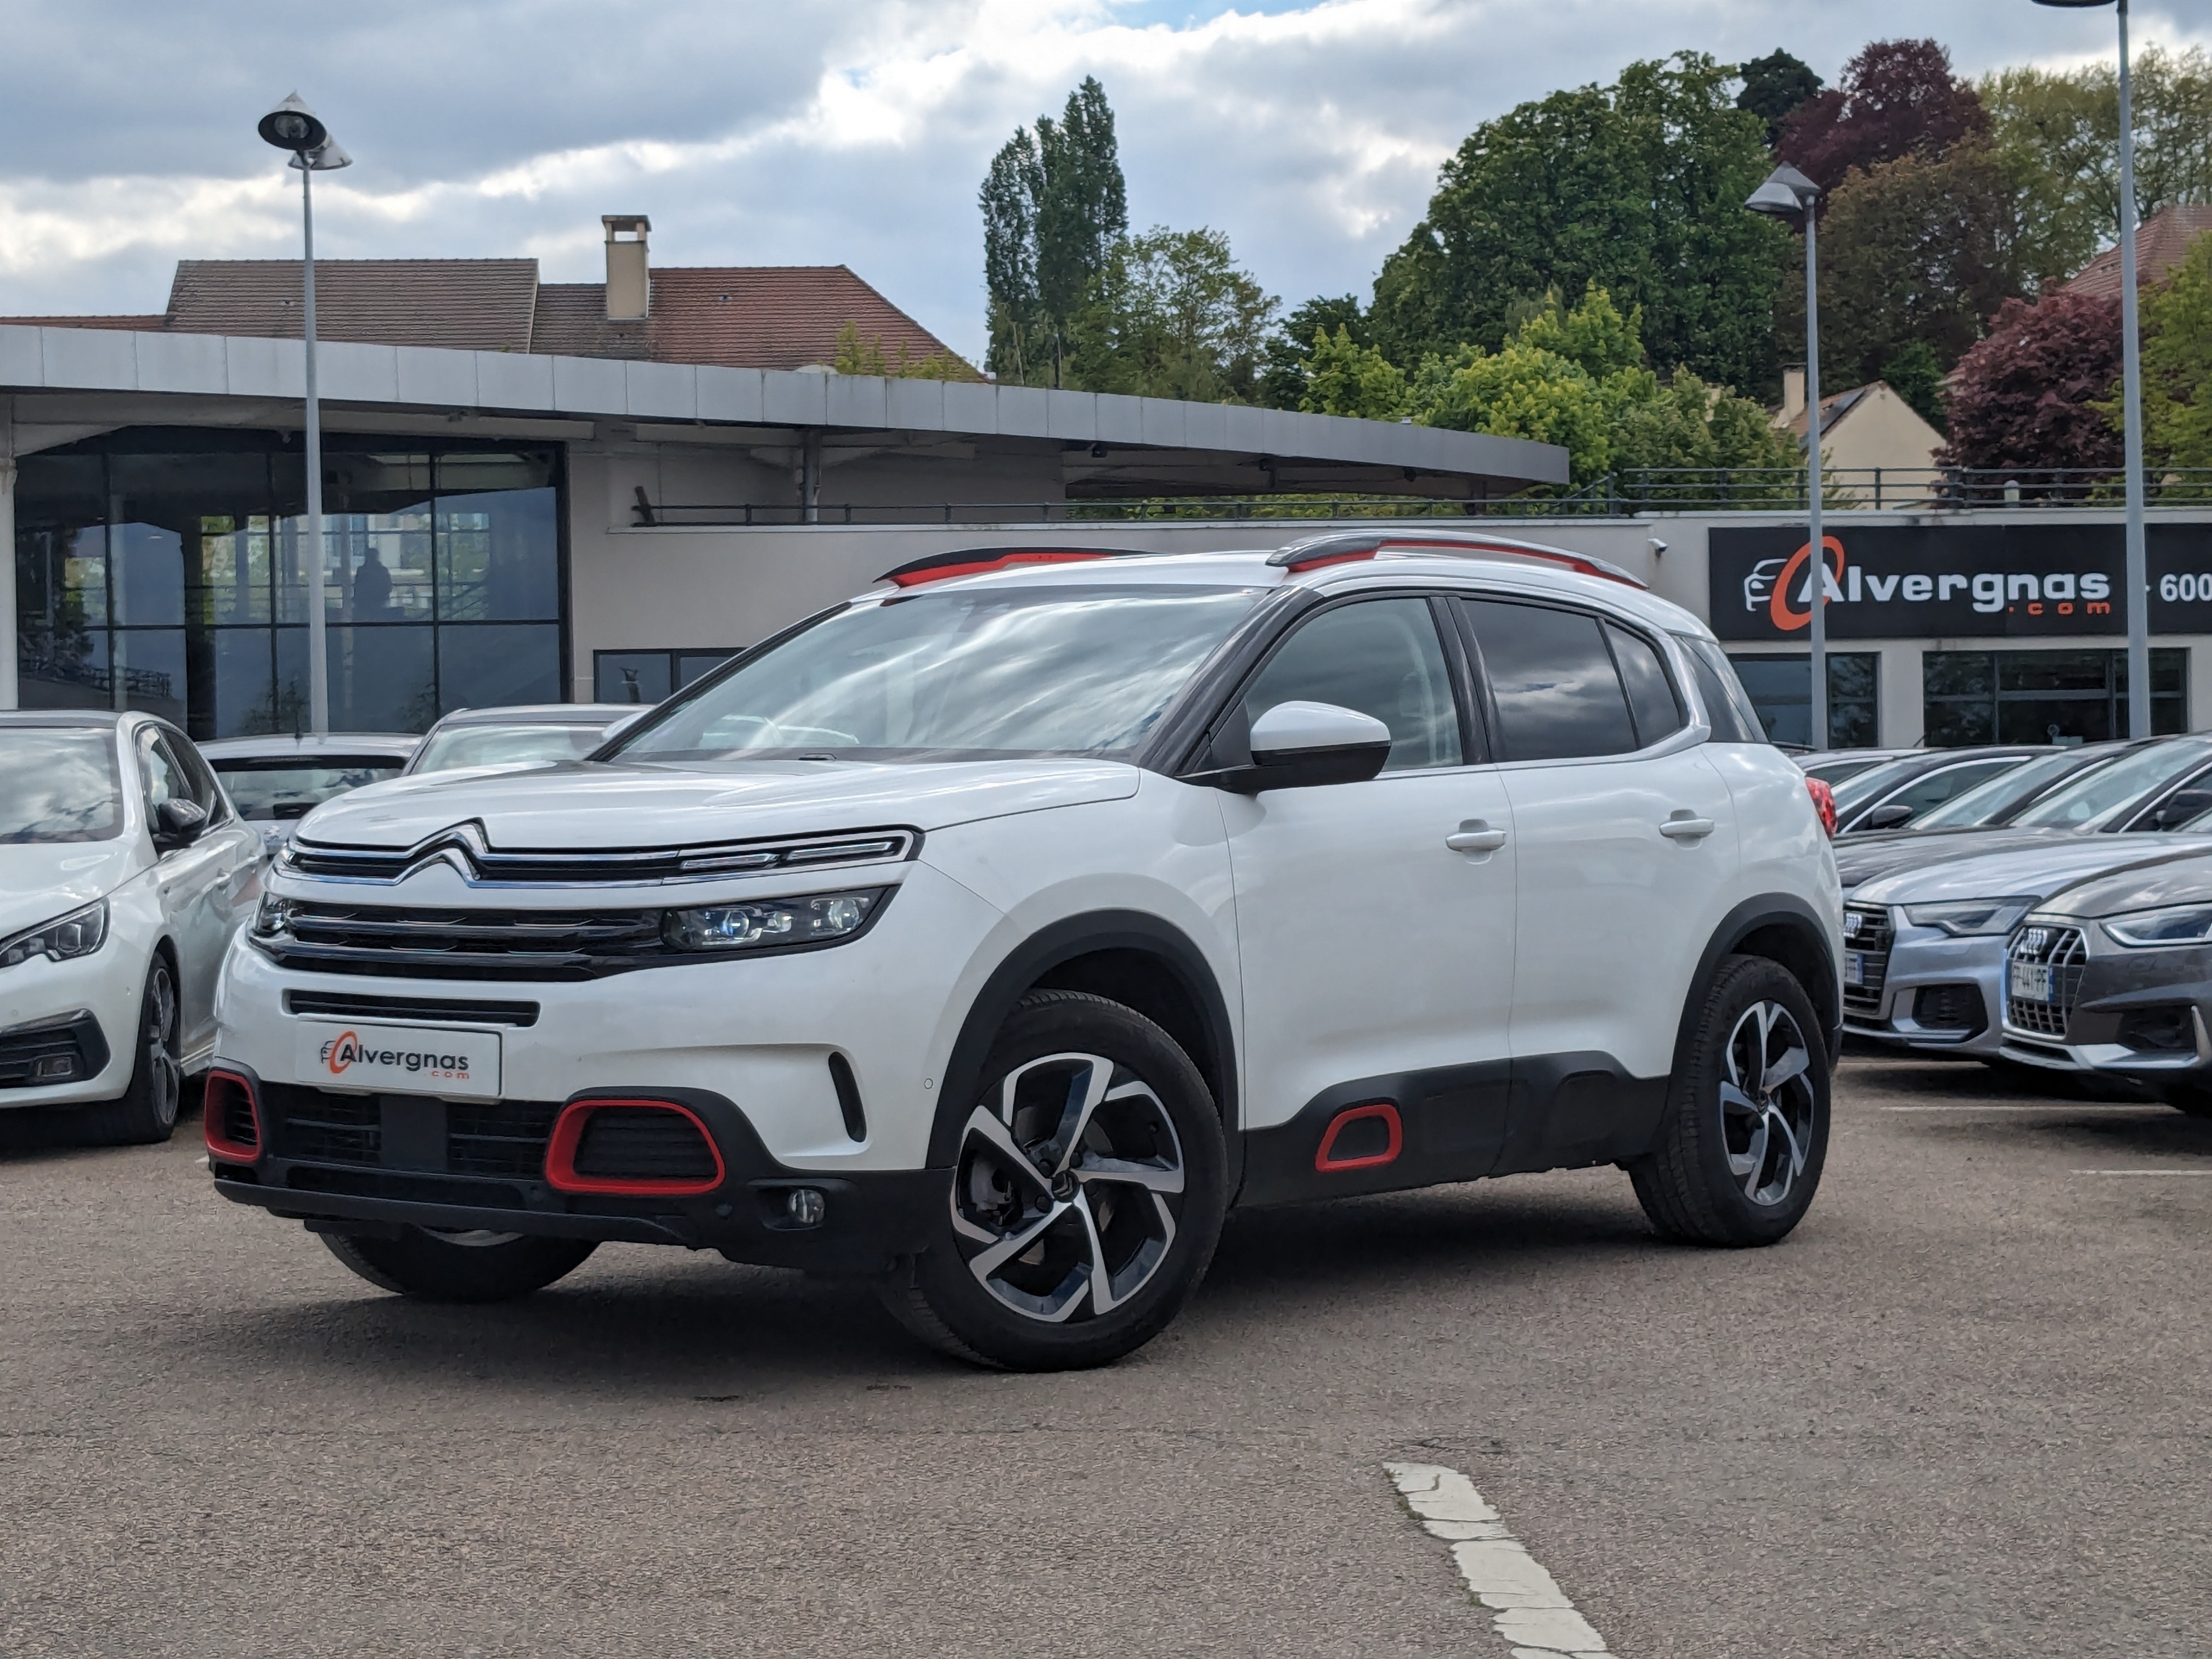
[1982,47,2212,287]
[1368,53,1787,394]
[1259,295,1367,410]
[830,323,977,381]
[1062,228,1278,403]
[2134,232,2212,470]
[1795,140,2026,390]
[1880,340,1947,431]
[1299,325,1409,420]
[980,77,1128,385]
[1408,286,1798,486]
[1738,49,1824,145]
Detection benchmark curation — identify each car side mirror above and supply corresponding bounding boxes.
[1197,701,1394,794]
[154,797,208,846]
[1863,803,1915,831]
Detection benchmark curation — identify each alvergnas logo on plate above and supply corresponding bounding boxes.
[320,1030,476,1081]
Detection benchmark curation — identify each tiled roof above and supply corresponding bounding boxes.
[531,266,967,373]
[2061,205,2212,300]
[0,314,163,331]
[162,259,540,352]
[1779,382,1873,439]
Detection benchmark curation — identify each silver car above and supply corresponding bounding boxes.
[198,733,421,852]
[1844,833,2212,1059]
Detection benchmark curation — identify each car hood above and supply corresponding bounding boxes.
[0,840,145,938]
[1835,828,2076,893]
[2035,847,2212,922]
[294,757,1145,850]
[1852,833,2212,907]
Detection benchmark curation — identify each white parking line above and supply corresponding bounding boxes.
[1880,1104,2158,1113]
[2074,1168,2212,1176]
[1385,1463,1614,1657]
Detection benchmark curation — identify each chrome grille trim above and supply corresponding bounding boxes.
[284,822,920,887]
[2005,925,2087,1039]
[1842,904,1893,1016]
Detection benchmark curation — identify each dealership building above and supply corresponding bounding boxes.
[5,221,2209,749]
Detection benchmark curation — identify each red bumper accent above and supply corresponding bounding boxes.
[1314,1101,1403,1172]
[544,1098,728,1195]
[203,1069,264,1163]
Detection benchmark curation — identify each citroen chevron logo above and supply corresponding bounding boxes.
[397,821,492,882]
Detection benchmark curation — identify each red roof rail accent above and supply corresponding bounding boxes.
[876,546,1154,588]
[1266,529,1646,588]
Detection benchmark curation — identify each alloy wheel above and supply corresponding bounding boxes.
[143,962,182,1129]
[1718,1000,1815,1209]
[950,1051,1187,1324]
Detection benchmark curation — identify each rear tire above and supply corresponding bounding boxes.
[321,1228,597,1302]
[1630,955,1830,1246]
[879,990,1226,1370]
[74,955,184,1147]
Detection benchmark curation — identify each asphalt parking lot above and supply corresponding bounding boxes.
[2,1053,2208,1658]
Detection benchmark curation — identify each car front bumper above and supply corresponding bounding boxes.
[0,946,143,1110]
[1841,921,2008,1059]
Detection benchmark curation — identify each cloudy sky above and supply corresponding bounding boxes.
[1,1,2205,362]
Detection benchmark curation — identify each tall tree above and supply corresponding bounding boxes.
[1779,38,1988,195]
[1938,289,2123,472]
[1259,295,1367,410]
[1063,227,1277,403]
[979,77,1128,386]
[1983,46,2212,288]
[1738,49,1824,146]
[1368,53,1786,394]
[2134,232,2212,470]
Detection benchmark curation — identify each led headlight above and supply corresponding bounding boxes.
[1903,897,2036,937]
[2102,904,2212,948]
[252,893,292,938]
[0,900,110,970]
[663,887,887,953]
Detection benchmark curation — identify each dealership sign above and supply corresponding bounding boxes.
[1708,524,2212,641]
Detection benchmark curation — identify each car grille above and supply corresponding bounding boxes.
[1842,905,1893,1015]
[286,826,918,885]
[258,903,667,981]
[286,991,541,1028]
[262,1082,561,1183]
[2006,926,2087,1038]
[572,1106,720,1180]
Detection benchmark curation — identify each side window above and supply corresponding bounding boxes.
[1606,623,1685,747]
[164,733,228,822]
[1674,634,1769,744]
[1882,759,2017,819]
[138,730,184,825]
[1461,599,1635,762]
[1240,597,1463,772]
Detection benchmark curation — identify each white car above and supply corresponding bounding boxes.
[2,712,264,1143]
[199,732,421,852]
[402,704,641,776]
[207,532,1839,1369]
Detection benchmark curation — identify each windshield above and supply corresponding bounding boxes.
[612,585,1266,763]
[2011,741,2209,829]
[1831,756,1927,819]
[410,723,611,775]
[1914,749,2102,830]
[211,758,407,820]
[0,729,123,844]
[1801,755,1888,786]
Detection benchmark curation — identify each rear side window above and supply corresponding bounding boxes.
[1878,759,2020,821]
[1606,624,1685,747]
[1674,635,1769,743]
[1460,599,1635,761]
[1241,597,1462,771]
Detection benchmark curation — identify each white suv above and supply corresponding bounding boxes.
[207,532,1840,1369]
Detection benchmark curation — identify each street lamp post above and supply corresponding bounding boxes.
[256,94,351,736]
[2034,0,2149,736]
[1746,163,1828,746]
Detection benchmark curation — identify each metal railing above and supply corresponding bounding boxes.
[630,466,2212,527]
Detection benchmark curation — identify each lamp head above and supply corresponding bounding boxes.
[258,93,330,154]
[1745,162,1821,218]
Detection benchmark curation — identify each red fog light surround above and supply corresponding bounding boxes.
[1314,1101,1403,1172]
[544,1098,727,1195]
[203,1069,264,1162]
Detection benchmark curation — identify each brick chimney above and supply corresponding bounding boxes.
[602,215,651,321]
[1778,365,1806,428]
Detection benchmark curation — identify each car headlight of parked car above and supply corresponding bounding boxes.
[2101,904,2212,948]
[0,899,110,970]
[253,893,291,938]
[663,888,888,953]
[1901,898,2036,937]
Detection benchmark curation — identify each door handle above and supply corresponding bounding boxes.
[1445,820,1509,854]
[1659,812,1716,840]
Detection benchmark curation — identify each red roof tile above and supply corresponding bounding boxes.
[2061,205,2212,300]
[162,258,540,351]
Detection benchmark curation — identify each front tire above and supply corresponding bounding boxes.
[75,954,184,1147]
[321,1228,597,1302]
[880,990,1227,1370]
[1630,955,1830,1246]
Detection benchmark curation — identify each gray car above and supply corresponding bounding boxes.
[198,733,421,851]
[1844,832,2212,1060]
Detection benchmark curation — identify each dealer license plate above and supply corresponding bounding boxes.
[295,1022,501,1099]
[2013,961,2055,1003]
[1843,951,1867,988]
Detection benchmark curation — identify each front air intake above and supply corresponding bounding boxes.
[204,1070,263,1162]
[544,1099,725,1195]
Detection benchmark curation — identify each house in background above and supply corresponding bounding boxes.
[1773,366,1945,507]
[2061,203,2212,300]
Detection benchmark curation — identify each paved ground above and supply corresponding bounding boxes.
[2,1053,2208,1658]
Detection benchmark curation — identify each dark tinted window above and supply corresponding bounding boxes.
[1607,624,1684,747]
[1243,598,1461,771]
[1463,600,1634,761]
[1676,635,1767,743]
[1877,758,2021,821]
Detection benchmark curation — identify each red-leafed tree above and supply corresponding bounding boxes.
[1780,39,1989,194]
[1937,289,2124,472]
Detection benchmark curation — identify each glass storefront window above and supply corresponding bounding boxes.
[1725,653,1880,748]
[591,647,743,706]
[13,433,565,740]
[1923,648,2186,744]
